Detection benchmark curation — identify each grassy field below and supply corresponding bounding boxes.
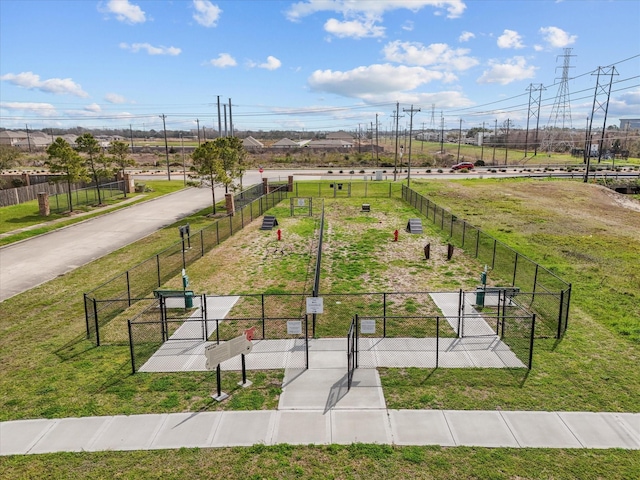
[0,180,186,246]
[1,177,639,477]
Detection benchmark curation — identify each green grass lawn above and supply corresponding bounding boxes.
[0,180,186,246]
[1,178,639,477]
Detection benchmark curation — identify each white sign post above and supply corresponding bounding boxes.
[205,333,254,401]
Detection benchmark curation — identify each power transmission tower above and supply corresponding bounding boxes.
[584,66,618,181]
[525,83,545,158]
[544,48,575,153]
[403,105,421,187]
[429,104,436,131]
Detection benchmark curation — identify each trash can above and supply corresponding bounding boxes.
[475,286,485,307]
[185,291,194,309]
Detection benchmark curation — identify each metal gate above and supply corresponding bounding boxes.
[347,315,358,390]
[160,294,209,341]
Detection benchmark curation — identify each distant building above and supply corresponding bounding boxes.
[326,131,354,142]
[0,130,28,146]
[271,138,300,148]
[620,119,640,130]
[242,136,264,149]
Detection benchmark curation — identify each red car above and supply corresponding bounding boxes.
[451,162,475,170]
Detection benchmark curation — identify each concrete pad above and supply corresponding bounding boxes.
[211,411,276,447]
[278,368,385,411]
[150,412,221,449]
[308,351,345,368]
[308,338,344,351]
[388,410,455,446]
[0,419,56,455]
[558,412,640,449]
[29,417,111,454]
[615,413,640,440]
[501,411,582,448]
[88,414,166,451]
[272,411,331,445]
[331,410,392,444]
[444,410,519,447]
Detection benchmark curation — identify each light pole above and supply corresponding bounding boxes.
[180,133,186,185]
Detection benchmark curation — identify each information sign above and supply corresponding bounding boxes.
[306,297,324,314]
[361,319,376,334]
[287,320,302,335]
[205,334,253,370]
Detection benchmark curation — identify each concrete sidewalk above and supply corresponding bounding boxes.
[2,366,639,455]
[2,407,638,455]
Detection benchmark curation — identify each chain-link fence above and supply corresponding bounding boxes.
[402,185,571,338]
[85,184,290,345]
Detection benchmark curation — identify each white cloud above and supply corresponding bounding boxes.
[286,0,466,21]
[383,41,479,71]
[84,103,102,113]
[477,56,537,85]
[459,31,475,42]
[308,64,446,99]
[104,93,127,104]
[207,53,237,68]
[259,56,282,70]
[192,0,222,27]
[497,29,524,49]
[402,21,414,32]
[0,101,57,116]
[534,44,544,52]
[539,26,577,48]
[0,72,89,97]
[324,18,385,38]
[101,0,146,24]
[119,43,181,55]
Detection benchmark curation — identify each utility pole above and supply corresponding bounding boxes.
[25,124,32,153]
[457,118,463,162]
[440,113,445,154]
[492,119,497,164]
[180,133,186,185]
[129,124,134,154]
[217,96,222,138]
[160,114,171,180]
[228,98,233,136]
[358,124,362,153]
[375,113,380,166]
[421,122,425,153]
[403,105,421,187]
[480,121,485,163]
[223,104,228,137]
[370,122,375,163]
[196,119,201,145]
[392,103,403,181]
[504,119,511,165]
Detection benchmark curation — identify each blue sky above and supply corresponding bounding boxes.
[1,0,639,134]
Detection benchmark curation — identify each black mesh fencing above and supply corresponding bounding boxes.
[402,185,571,338]
[85,185,290,345]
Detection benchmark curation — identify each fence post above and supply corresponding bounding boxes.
[261,294,266,339]
[462,222,466,248]
[200,230,204,257]
[557,290,565,339]
[475,229,480,258]
[532,264,539,301]
[156,254,161,287]
[229,215,233,236]
[128,320,136,374]
[126,271,132,306]
[216,222,220,245]
[305,314,309,369]
[564,284,572,332]
[528,314,536,369]
[83,294,90,338]
[436,316,439,369]
[492,239,497,269]
[512,252,519,286]
[93,298,100,346]
[383,293,387,338]
[457,289,463,337]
